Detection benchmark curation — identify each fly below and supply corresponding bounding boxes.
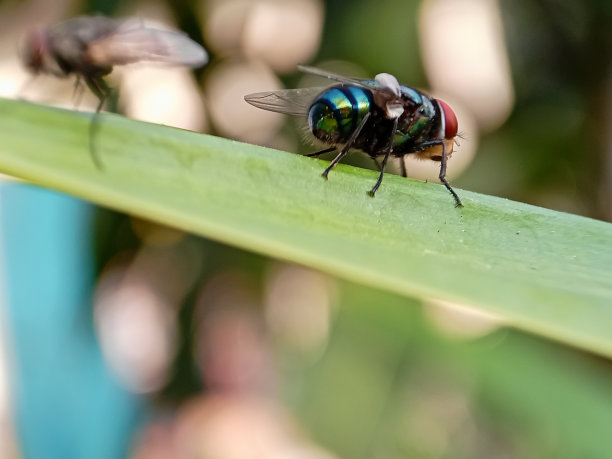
[21,15,208,111]
[244,66,462,207]
[20,15,208,169]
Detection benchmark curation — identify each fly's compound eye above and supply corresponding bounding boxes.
[437,99,458,139]
[22,29,46,72]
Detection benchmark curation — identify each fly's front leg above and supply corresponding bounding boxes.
[414,139,462,207]
[438,141,462,207]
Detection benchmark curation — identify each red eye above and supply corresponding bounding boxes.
[438,99,458,139]
[23,29,45,72]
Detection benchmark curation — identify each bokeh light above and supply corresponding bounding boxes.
[172,394,338,459]
[119,66,207,131]
[204,60,285,144]
[241,0,324,73]
[94,230,202,393]
[194,272,273,394]
[95,253,179,393]
[264,263,336,356]
[420,0,515,132]
[424,299,504,339]
[204,0,324,73]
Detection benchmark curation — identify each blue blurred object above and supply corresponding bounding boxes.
[0,184,142,459]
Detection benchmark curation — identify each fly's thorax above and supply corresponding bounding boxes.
[308,85,372,145]
[401,92,437,136]
[385,87,435,150]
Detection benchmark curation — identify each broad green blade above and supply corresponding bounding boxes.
[0,98,611,356]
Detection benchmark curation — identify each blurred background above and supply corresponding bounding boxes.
[0,0,611,457]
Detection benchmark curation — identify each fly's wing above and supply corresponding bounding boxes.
[297,65,373,89]
[51,16,122,44]
[85,20,208,69]
[244,87,326,116]
[298,65,402,109]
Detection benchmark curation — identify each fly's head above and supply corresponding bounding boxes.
[21,28,47,74]
[21,27,66,77]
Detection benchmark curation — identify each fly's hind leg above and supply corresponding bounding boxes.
[84,75,112,170]
[438,141,462,207]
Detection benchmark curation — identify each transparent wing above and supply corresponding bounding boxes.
[244,87,326,116]
[86,20,208,68]
[297,65,405,101]
[297,65,373,89]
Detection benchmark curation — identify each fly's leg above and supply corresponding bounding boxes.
[368,116,398,196]
[84,75,110,112]
[72,76,85,109]
[322,111,371,179]
[306,147,335,157]
[438,141,462,207]
[84,75,111,170]
[412,139,462,207]
[400,157,407,178]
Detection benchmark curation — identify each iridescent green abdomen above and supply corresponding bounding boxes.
[308,85,372,144]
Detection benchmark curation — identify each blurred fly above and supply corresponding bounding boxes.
[245,66,462,206]
[21,15,208,111]
[20,15,208,168]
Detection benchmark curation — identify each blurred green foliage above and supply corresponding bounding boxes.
[468,0,611,218]
[291,284,612,458]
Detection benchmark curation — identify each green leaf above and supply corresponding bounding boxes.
[1,98,611,356]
